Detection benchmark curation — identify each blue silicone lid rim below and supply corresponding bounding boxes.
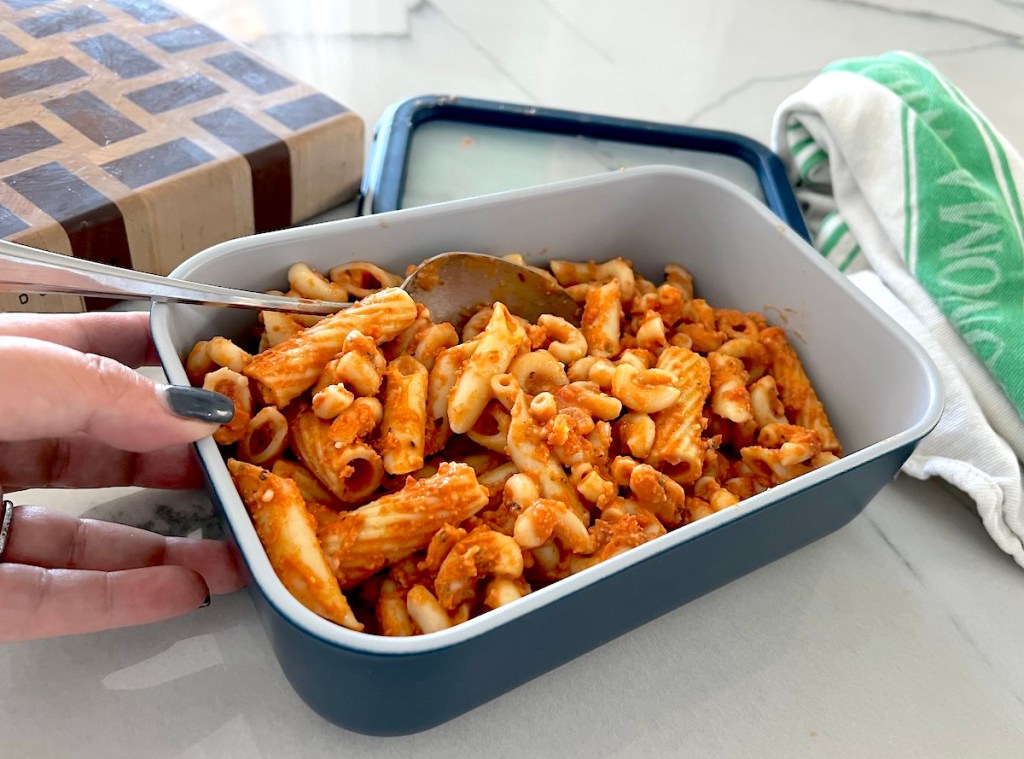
[361,94,810,241]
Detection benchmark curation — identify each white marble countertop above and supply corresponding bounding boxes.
[5,1,1024,756]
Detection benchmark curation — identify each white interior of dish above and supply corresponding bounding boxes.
[152,166,943,655]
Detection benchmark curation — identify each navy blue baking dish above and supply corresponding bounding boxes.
[152,166,941,735]
[360,94,810,241]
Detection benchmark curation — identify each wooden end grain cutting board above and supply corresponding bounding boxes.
[0,0,365,312]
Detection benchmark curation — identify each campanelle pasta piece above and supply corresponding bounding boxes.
[243,287,418,406]
[318,462,489,588]
[647,346,711,484]
[227,460,362,631]
[447,303,526,435]
[380,355,429,475]
[759,327,842,454]
[289,404,384,502]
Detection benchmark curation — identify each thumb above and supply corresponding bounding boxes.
[0,336,234,452]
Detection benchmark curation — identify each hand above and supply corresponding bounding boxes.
[0,311,247,641]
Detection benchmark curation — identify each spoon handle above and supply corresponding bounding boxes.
[0,239,347,315]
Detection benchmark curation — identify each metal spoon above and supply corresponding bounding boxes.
[0,240,581,325]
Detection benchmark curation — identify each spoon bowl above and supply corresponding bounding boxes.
[402,252,580,329]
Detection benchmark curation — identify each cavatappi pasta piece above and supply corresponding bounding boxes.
[227,460,362,631]
[447,303,526,435]
[243,287,418,407]
[380,355,429,475]
[318,462,489,588]
[759,327,842,454]
[289,405,384,502]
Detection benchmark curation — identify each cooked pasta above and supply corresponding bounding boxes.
[188,254,841,636]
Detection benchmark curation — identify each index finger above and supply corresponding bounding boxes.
[0,311,156,367]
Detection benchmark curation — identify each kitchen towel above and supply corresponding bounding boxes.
[771,51,1024,568]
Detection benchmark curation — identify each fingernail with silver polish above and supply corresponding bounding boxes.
[163,385,235,424]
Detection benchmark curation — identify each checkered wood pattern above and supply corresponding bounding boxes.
[0,0,364,312]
